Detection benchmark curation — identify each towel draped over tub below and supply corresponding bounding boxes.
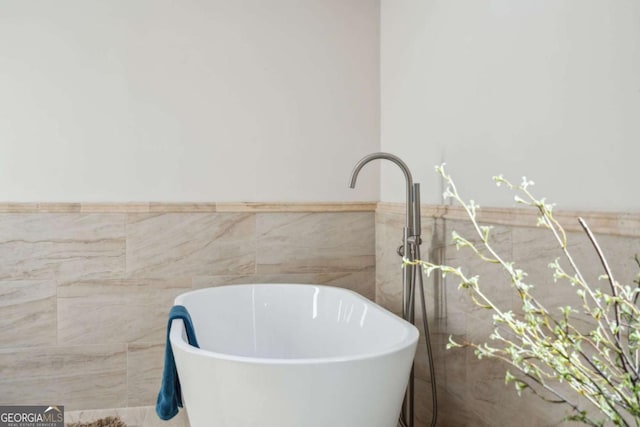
[156,305,200,421]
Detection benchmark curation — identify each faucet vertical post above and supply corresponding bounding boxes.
[349,152,420,427]
[350,152,436,427]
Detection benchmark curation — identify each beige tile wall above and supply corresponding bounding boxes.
[0,209,375,414]
[3,201,637,426]
[376,206,640,427]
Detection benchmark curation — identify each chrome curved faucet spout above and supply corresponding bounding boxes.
[349,152,415,235]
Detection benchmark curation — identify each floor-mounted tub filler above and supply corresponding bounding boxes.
[170,284,418,427]
[350,152,438,427]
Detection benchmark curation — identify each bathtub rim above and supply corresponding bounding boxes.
[170,283,419,365]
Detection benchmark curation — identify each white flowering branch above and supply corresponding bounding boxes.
[407,165,640,426]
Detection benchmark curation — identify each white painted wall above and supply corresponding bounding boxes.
[381,1,640,211]
[0,0,379,202]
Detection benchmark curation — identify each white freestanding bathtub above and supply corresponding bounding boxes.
[170,284,418,427]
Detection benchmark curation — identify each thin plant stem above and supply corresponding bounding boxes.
[426,165,640,426]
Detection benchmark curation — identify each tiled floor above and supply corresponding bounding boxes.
[64,406,189,427]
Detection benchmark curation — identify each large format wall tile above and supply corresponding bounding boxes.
[1,209,379,416]
[126,213,256,277]
[510,227,639,334]
[0,280,56,347]
[375,211,406,315]
[0,344,127,410]
[256,212,375,274]
[0,214,125,281]
[514,227,640,294]
[435,388,482,427]
[127,343,164,407]
[589,232,640,285]
[58,278,192,345]
[442,219,513,319]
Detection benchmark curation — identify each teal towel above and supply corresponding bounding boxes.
[156,305,200,421]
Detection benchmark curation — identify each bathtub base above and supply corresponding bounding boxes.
[175,350,414,427]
